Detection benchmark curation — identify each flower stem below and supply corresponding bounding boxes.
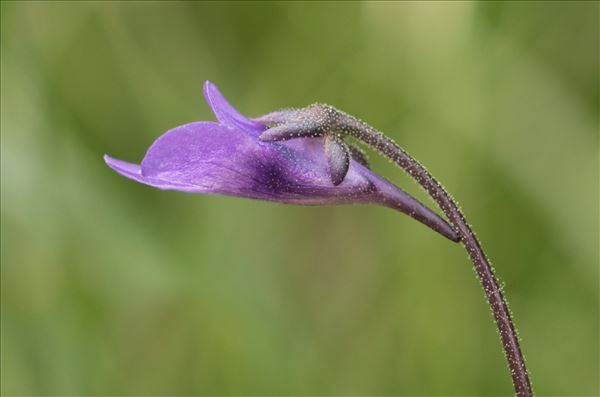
[357,127,533,396]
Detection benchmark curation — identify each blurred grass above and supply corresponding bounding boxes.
[1,1,598,395]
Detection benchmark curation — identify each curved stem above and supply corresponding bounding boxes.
[355,126,533,396]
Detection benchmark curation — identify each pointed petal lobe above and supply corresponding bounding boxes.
[203,81,265,134]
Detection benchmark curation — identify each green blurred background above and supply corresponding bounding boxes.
[1,1,598,395]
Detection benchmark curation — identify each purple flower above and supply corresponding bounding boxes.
[104,81,458,241]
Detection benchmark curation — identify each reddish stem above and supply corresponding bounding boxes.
[358,129,533,396]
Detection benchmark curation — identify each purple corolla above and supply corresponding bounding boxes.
[104,81,458,241]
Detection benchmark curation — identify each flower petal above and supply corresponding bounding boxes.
[134,121,373,203]
[203,81,265,135]
[104,155,202,192]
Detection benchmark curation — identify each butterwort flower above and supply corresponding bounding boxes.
[104,81,458,241]
[104,81,533,395]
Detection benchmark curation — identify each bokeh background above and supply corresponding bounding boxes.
[1,1,598,395]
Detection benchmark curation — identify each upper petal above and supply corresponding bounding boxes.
[203,81,265,135]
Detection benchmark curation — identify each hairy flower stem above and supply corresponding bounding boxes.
[355,127,533,396]
[258,102,532,395]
